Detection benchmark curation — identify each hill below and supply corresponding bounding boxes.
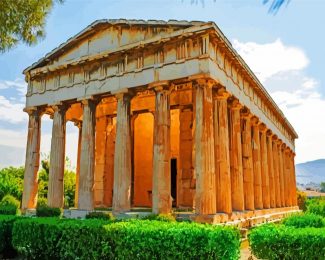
[296,159,325,185]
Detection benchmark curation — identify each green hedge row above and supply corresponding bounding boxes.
[307,198,325,217]
[282,213,325,228]
[249,224,325,260]
[0,215,17,258]
[2,217,240,259]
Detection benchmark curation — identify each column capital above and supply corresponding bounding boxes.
[259,123,268,133]
[251,116,261,126]
[113,89,136,100]
[240,107,253,119]
[192,78,214,89]
[148,80,169,90]
[266,130,274,137]
[73,120,82,129]
[51,103,70,113]
[23,106,44,116]
[214,87,231,100]
[228,98,242,110]
[80,97,100,106]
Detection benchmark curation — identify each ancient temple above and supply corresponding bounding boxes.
[21,19,299,223]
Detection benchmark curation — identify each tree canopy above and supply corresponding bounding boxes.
[0,0,63,53]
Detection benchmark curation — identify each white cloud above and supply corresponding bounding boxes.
[233,39,309,83]
[0,95,27,123]
[233,38,325,163]
[0,78,27,95]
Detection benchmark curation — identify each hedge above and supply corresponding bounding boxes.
[36,204,62,217]
[10,218,240,260]
[282,213,325,228]
[307,198,325,217]
[0,215,17,258]
[249,224,325,260]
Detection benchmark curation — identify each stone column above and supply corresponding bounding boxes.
[267,131,276,208]
[152,85,172,214]
[229,100,244,211]
[260,125,270,209]
[273,137,281,207]
[214,88,232,214]
[241,110,254,211]
[74,122,82,207]
[48,104,68,208]
[252,118,263,209]
[22,107,42,211]
[112,93,132,213]
[78,99,97,210]
[284,147,291,207]
[291,152,298,206]
[278,142,285,207]
[194,80,216,215]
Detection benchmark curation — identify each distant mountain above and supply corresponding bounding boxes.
[296,159,325,185]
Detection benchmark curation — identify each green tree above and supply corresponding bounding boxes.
[0,0,63,52]
[0,167,24,202]
[320,182,325,193]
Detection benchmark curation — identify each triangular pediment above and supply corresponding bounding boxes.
[24,19,204,73]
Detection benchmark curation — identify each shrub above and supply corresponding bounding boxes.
[249,224,325,260]
[283,213,325,228]
[12,217,62,259]
[0,215,17,258]
[11,218,240,260]
[141,213,176,222]
[36,204,62,217]
[85,211,113,220]
[58,219,113,259]
[106,220,240,259]
[307,198,325,217]
[0,194,20,215]
[0,205,18,215]
[37,197,48,207]
[297,190,307,211]
[0,194,20,208]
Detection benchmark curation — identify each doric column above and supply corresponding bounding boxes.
[214,88,232,214]
[252,117,263,209]
[229,99,244,211]
[152,84,172,214]
[194,79,216,215]
[284,147,291,207]
[241,109,254,211]
[112,93,132,213]
[290,151,298,206]
[278,141,285,207]
[260,124,270,209]
[78,99,97,210]
[74,122,82,207]
[273,137,281,207]
[267,131,276,208]
[22,107,42,211]
[48,104,68,208]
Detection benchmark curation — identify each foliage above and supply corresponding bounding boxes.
[10,217,240,260]
[37,197,48,207]
[36,204,62,217]
[12,217,62,259]
[141,213,176,222]
[306,197,325,217]
[249,223,325,260]
[282,213,325,228]
[0,215,17,258]
[0,195,21,215]
[0,194,20,208]
[0,167,24,202]
[86,211,113,221]
[297,190,307,211]
[0,0,64,52]
[320,182,325,193]
[263,0,290,14]
[63,170,76,208]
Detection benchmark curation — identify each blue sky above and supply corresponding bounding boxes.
[0,0,324,167]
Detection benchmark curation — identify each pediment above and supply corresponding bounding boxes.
[24,19,204,73]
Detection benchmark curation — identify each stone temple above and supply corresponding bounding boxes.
[21,19,299,223]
